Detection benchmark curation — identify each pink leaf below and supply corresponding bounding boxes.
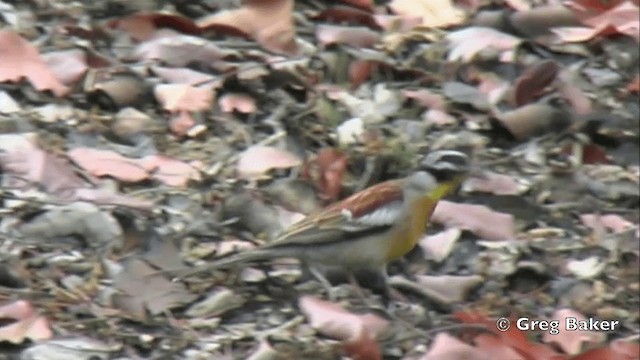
[236,146,301,179]
[432,201,516,240]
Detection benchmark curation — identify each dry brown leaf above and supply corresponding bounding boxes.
[311,6,378,28]
[0,30,69,96]
[432,201,516,240]
[389,0,466,28]
[628,74,640,94]
[339,0,373,11]
[112,258,196,319]
[109,12,200,41]
[495,104,571,141]
[198,0,297,55]
[303,148,348,201]
[512,60,560,106]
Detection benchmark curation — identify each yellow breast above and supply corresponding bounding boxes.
[384,181,459,262]
[385,196,435,261]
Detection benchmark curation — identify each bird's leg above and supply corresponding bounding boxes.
[376,267,408,306]
[346,272,370,302]
[304,263,337,300]
[396,257,416,281]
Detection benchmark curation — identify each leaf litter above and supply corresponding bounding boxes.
[0,0,637,358]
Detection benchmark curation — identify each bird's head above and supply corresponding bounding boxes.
[404,150,473,199]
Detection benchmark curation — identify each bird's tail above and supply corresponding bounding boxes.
[167,248,275,279]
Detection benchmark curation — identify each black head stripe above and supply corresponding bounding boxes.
[436,154,468,168]
[420,150,469,182]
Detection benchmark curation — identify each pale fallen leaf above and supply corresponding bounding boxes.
[315,24,380,48]
[0,300,53,344]
[68,147,150,183]
[580,214,637,233]
[446,27,522,63]
[402,89,447,110]
[219,93,257,113]
[152,66,220,87]
[551,26,601,42]
[68,148,200,187]
[134,32,228,67]
[198,0,297,55]
[336,117,365,145]
[299,295,389,341]
[0,90,21,113]
[462,172,528,195]
[473,334,527,360]
[420,333,490,360]
[21,338,121,360]
[185,288,245,318]
[142,155,203,187]
[433,201,516,240]
[169,111,196,137]
[236,145,301,179]
[41,48,88,86]
[0,134,87,197]
[389,0,466,28]
[542,308,606,355]
[154,84,214,112]
[419,228,462,262]
[423,108,457,126]
[415,274,484,304]
[565,1,640,42]
[336,84,401,123]
[373,14,422,31]
[566,256,606,279]
[0,30,69,96]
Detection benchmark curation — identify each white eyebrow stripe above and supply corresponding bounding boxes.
[432,150,465,158]
[429,162,460,170]
[423,150,467,167]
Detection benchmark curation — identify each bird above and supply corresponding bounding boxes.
[172,150,475,301]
